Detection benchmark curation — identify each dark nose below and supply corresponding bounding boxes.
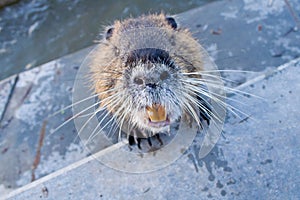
[146,83,157,89]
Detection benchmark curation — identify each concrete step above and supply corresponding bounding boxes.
[1,0,300,199]
[5,57,300,199]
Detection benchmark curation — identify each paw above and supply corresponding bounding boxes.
[128,133,163,150]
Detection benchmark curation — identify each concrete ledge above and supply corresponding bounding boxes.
[5,58,300,199]
[0,46,93,191]
[1,0,300,199]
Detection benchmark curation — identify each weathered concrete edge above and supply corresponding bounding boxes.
[4,142,125,199]
[4,57,300,199]
[234,58,300,92]
[1,0,300,196]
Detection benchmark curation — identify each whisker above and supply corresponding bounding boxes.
[182,81,255,122]
[48,87,122,118]
[85,95,129,145]
[182,91,223,124]
[49,100,102,135]
[182,81,249,107]
[50,91,121,135]
[184,84,244,119]
[182,78,264,100]
[182,69,259,74]
[116,104,131,142]
[177,91,202,128]
[78,93,124,141]
[183,73,237,84]
[84,108,116,145]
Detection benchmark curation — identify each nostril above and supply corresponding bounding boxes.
[160,71,170,80]
[146,83,157,89]
[134,77,144,85]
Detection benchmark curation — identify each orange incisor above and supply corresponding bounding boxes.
[146,104,167,122]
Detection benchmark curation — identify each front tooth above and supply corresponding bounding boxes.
[146,104,167,122]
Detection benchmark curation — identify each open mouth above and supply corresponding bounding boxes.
[146,104,170,128]
[148,117,170,128]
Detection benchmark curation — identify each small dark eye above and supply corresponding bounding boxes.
[134,77,144,85]
[105,27,114,40]
[160,71,170,80]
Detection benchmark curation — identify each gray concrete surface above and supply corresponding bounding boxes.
[0,47,94,191]
[178,0,300,72]
[1,0,300,199]
[4,58,300,199]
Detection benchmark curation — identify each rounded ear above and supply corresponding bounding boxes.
[166,17,177,29]
[105,27,114,40]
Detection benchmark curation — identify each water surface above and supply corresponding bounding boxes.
[0,0,217,80]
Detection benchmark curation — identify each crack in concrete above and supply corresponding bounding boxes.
[0,75,19,126]
[233,58,300,92]
[31,120,47,182]
[284,0,300,29]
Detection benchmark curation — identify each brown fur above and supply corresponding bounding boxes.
[90,14,203,113]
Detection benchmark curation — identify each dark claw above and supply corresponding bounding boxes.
[155,134,163,146]
[197,95,211,126]
[137,138,142,149]
[147,137,152,147]
[128,135,135,146]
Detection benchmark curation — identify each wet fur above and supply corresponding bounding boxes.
[89,14,213,140]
